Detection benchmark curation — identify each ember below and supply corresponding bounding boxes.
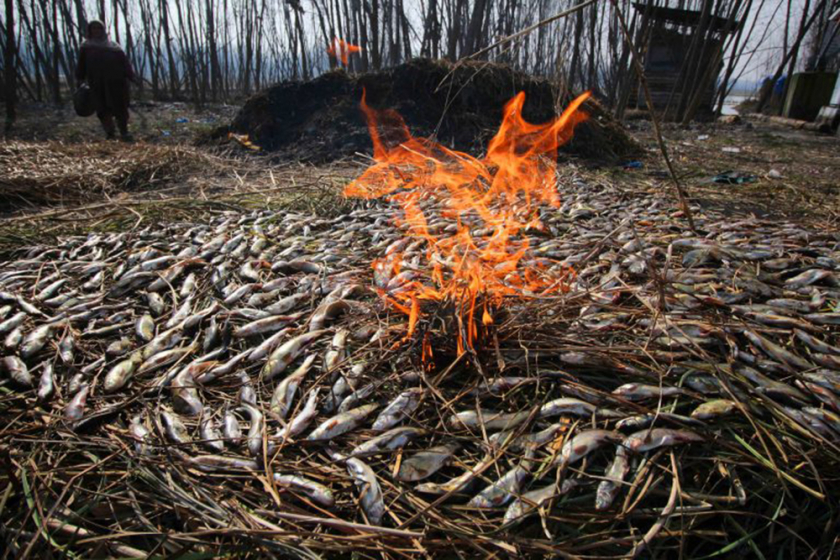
[345,90,589,353]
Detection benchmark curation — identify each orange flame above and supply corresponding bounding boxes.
[345,89,590,354]
[327,37,362,65]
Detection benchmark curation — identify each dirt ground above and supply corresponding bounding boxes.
[0,100,838,256]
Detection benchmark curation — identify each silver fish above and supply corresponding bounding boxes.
[270,354,316,419]
[624,428,704,453]
[351,426,425,456]
[469,449,535,508]
[65,384,90,422]
[691,399,738,420]
[37,363,55,402]
[135,314,155,342]
[161,410,191,444]
[223,409,243,445]
[129,415,151,456]
[538,398,600,419]
[3,327,22,351]
[0,312,27,335]
[505,479,578,522]
[187,455,260,472]
[396,442,460,482]
[554,429,621,467]
[262,329,328,380]
[241,402,265,456]
[595,446,630,511]
[281,387,321,440]
[447,409,531,431]
[2,355,32,386]
[612,383,684,401]
[200,417,225,452]
[306,403,378,441]
[329,451,384,525]
[371,388,423,431]
[273,474,335,507]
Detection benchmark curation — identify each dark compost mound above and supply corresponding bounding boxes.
[227,58,640,163]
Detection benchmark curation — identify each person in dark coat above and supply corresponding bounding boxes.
[75,20,136,140]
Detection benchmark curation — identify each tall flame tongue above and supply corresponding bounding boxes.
[345,89,591,356]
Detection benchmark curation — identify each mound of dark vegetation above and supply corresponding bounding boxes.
[225,58,640,163]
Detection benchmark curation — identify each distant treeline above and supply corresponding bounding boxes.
[1,0,837,124]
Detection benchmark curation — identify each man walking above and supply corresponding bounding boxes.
[75,20,136,140]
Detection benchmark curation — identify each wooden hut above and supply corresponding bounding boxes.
[628,2,741,121]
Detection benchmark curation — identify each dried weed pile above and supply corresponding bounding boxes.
[0,141,231,210]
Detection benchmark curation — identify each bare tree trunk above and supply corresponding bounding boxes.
[4,0,15,130]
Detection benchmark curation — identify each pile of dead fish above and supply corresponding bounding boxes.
[2,176,840,546]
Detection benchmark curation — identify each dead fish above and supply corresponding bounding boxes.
[309,299,350,332]
[801,371,840,395]
[795,329,840,356]
[129,415,151,456]
[237,372,257,406]
[447,409,531,431]
[58,333,74,364]
[200,417,225,452]
[690,399,738,420]
[106,338,133,357]
[0,312,27,335]
[538,398,599,418]
[135,314,155,342]
[161,409,191,444]
[489,423,567,452]
[18,323,51,360]
[505,479,578,523]
[2,355,32,386]
[595,446,630,511]
[805,313,840,325]
[262,329,328,380]
[306,403,378,441]
[265,292,310,315]
[469,448,535,508]
[743,330,812,371]
[270,354,316,419]
[615,412,705,431]
[273,474,335,507]
[323,329,348,372]
[554,429,621,467]
[102,354,142,393]
[415,456,494,495]
[233,313,303,338]
[241,403,265,456]
[624,428,704,453]
[328,450,384,524]
[146,292,166,317]
[3,327,22,351]
[785,269,834,288]
[187,455,260,472]
[281,387,321,440]
[171,368,205,416]
[247,328,291,362]
[37,363,55,402]
[65,384,90,422]
[223,409,243,445]
[138,344,197,375]
[612,383,684,401]
[351,427,425,456]
[396,442,460,481]
[371,388,423,431]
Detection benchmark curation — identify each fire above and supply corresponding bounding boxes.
[345,89,590,355]
[327,38,362,66]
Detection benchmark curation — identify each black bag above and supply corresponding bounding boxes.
[73,83,96,117]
